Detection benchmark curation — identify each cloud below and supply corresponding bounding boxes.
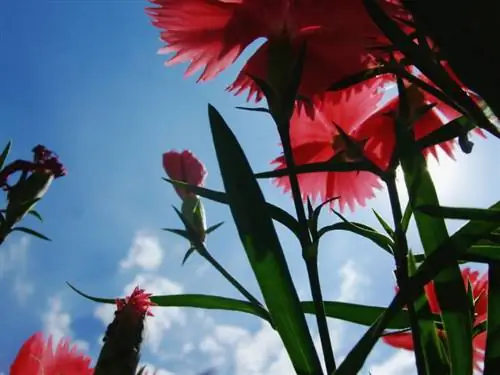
[193,258,369,375]
[94,273,186,355]
[42,297,71,343]
[0,236,34,303]
[0,236,29,277]
[120,232,164,271]
[141,363,176,375]
[370,350,416,375]
[42,296,89,352]
[337,260,370,303]
[13,276,34,303]
[199,321,292,375]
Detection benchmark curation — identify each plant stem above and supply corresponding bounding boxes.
[306,257,335,373]
[386,177,427,375]
[278,123,335,374]
[197,244,266,312]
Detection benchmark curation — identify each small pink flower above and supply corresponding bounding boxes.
[10,332,93,375]
[383,268,488,372]
[116,286,157,317]
[272,80,386,212]
[162,150,207,200]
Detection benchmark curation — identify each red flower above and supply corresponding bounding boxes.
[352,69,461,171]
[162,150,207,199]
[146,0,408,101]
[272,80,386,212]
[10,332,93,375]
[383,268,488,372]
[116,286,156,317]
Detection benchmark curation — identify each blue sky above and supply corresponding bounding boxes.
[0,1,497,374]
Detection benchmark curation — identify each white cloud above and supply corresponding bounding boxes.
[120,232,164,271]
[13,277,34,302]
[0,236,29,276]
[142,363,176,375]
[370,350,416,375]
[193,259,369,375]
[182,342,195,354]
[199,321,293,375]
[94,274,186,355]
[337,260,370,303]
[42,296,89,352]
[42,297,72,343]
[0,236,34,303]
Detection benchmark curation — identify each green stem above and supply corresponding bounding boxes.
[386,177,427,375]
[306,257,335,374]
[278,123,335,374]
[197,244,266,313]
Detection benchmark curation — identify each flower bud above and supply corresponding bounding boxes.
[94,286,156,375]
[181,194,207,245]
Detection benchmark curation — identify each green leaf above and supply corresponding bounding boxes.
[307,300,439,329]
[417,205,500,223]
[27,209,43,222]
[372,209,395,238]
[235,106,270,114]
[206,221,224,234]
[11,227,51,241]
[362,0,500,139]
[0,141,12,171]
[181,247,196,266]
[334,295,404,375]
[67,282,271,322]
[336,199,500,374]
[68,280,437,331]
[395,79,473,374]
[401,202,413,233]
[318,222,394,255]
[484,263,500,374]
[208,104,322,374]
[407,252,450,374]
[162,228,191,241]
[417,116,477,151]
[255,159,374,178]
[328,66,392,91]
[163,178,300,235]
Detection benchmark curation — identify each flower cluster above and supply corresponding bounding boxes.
[146,0,483,211]
[383,268,488,371]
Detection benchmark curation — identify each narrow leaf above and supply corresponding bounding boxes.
[208,104,322,374]
[11,227,51,241]
[417,205,500,223]
[484,262,500,374]
[162,228,191,241]
[206,221,224,234]
[27,210,43,221]
[0,141,12,171]
[319,222,394,255]
[372,209,395,238]
[163,178,300,235]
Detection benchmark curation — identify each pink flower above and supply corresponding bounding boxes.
[116,286,156,317]
[162,150,207,199]
[383,268,488,372]
[272,80,386,212]
[272,67,482,211]
[10,332,93,375]
[146,0,408,101]
[353,71,461,170]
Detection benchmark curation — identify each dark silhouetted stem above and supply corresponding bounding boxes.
[386,177,427,375]
[279,122,335,374]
